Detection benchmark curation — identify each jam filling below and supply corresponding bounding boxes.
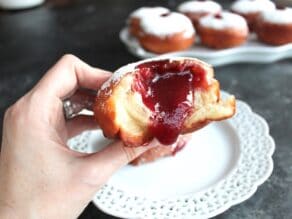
[133,60,208,145]
[214,13,222,19]
[276,5,286,10]
[161,12,171,17]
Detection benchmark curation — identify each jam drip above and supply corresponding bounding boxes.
[133,60,207,145]
[276,5,286,10]
[214,13,222,19]
[161,12,171,17]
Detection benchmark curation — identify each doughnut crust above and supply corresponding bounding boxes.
[197,12,248,49]
[230,0,275,31]
[231,11,259,31]
[255,8,292,45]
[128,7,170,38]
[138,32,195,54]
[198,27,248,49]
[178,0,222,29]
[256,22,292,45]
[128,17,141,37]
[136,12,195,53]
[182,12,210,28]
[93,57,235,147]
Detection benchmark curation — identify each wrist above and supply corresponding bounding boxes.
[0,200,20,219]
[0,197,40,219]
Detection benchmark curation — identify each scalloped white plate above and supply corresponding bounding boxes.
[68,92,275,219]
[120,27,292,66]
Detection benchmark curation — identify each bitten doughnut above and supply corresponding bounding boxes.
[128,7,170,38]
[178,0,222,29]
[137,12,195,54]
[255,7,292,45]
[198,11,249,49]
[94,57,235,147]
[231,0,275,31]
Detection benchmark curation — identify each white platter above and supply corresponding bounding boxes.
[120,27,292,66]
[68,92,275,219]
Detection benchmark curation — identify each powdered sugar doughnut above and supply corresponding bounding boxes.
[178,0,222,29]
[138,12,195,53]
[256,7,292,45]
[128,7,170,37]
[198,11,249,49]
[231,0,275,13]
[260,7,292,24]
[94,57,236,147]
[231,0,275,31]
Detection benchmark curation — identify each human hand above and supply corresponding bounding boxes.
[0,55,156,219]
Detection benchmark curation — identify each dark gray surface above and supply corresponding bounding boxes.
[0,0,291,218]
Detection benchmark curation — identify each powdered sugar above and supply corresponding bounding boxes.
[231,0,275,14]
[199,11,248,31]
[140,12,195,38]
[260,7,292,24]
[99,63,136,93]
[99,57,211,93]
[130,7,169,19]
[178,0,222,14]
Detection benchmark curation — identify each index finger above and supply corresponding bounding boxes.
[34,54,112,99]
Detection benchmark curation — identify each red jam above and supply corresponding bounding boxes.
[215,13,222,19]
[276,6,286,10]
[133,60,208,145]
[161,12,171,17]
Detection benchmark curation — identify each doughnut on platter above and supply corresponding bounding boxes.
[120,27,292,66]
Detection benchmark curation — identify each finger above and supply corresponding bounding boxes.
[66,115,99,138]
[79,140,158,186]
[34,54,112,99]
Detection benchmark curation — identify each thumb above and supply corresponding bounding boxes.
[79,139,158,187]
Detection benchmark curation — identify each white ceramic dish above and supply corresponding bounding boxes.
[68,92,275,219]
[0,0,44,9]
[120,27,292,66]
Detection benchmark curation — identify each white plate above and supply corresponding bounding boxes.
[120,27,292,66]
[68,92,275,219]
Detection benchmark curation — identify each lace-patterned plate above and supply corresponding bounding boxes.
[119,27,292,67]
[68,92,275,219]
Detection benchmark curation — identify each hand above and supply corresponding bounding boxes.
[0,55,156,219]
